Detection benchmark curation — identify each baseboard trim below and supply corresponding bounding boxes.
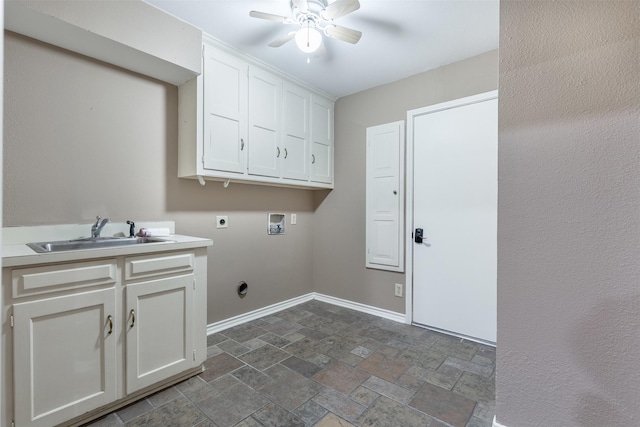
[311,293,406,324]
[206,292,405,335]
[206,293,314,335]
[493,416,507,427]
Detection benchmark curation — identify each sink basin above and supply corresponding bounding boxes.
[27,237,174,253]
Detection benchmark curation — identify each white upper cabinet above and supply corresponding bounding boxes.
[310,95,334,184]
[178,37,334,189]
[248,67,282,178]
[281,82,310,181]
[203,46,248,174]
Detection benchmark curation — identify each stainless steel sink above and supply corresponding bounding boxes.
[27,237,174,253]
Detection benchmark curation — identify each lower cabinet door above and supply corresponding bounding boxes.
[13,288,117,427]
[125,274,195,394]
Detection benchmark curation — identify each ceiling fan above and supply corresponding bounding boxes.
[249,0,362,55]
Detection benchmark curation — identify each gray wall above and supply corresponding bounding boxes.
[497,1,640,425]
[3,31,314,323]
[313,50,498,314]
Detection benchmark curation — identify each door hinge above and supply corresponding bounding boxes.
[193,349,197,362]
[10,314,14,328]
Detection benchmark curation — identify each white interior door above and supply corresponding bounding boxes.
[410,92,497,343]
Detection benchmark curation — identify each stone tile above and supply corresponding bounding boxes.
[251,402,305,427]
[313,362,370,394]
[207,345,224,358]
[275,307,313,323]
[281,356,324,378]
[239,344,289,370]
[466,416,493,427]
[117,399,153,423]
[242,337,268,351]
[444,356,494,378]
[357,396,431,427]
[223,324,268,343]
[361,339,400,358]
[125,396,205,427]
[351,346,373,358]
[357,352,409,382]
[175,375,210,397]
[147,386,181,408]
[398,346,447,370]
[409,382,476,427]
[260,364,323,410]
[362,376,415,404]
[471,354,495,368]
[260,332,293,348]
[306,353,333,369]
[284,331,306,343]
[194,420,218,427]
[207,333,227,347]
[196,383,269,426]
[209,373,240,393]
[234,417,263,427]
[339,353,365,367]
[407,365,463,391]
[358,326,398,344]
[83,413,123,426]
[283,337,321,359]
[218,339,250,356]
[312,388,366,422]
[231,365,272,389]
[314,412,356,427]
[431,338,478,361]
[261,319,303,336]
[296,326,329,341]
[317,335,366,360]
[453,373,496,406]
[395,373,424,392]
[292,400,328,426]
[473,402,495,423]
[201,352,245,382]
[350,386,379,407]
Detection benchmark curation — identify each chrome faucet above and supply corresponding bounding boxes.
[91,215,110,238]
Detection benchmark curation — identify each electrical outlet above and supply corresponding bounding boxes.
[291,214,297,225]
[216,216,228,229]
[394,283,403,297]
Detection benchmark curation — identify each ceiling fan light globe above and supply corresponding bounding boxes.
[295,27,322,53]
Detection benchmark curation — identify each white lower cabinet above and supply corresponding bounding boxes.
[13,288,117,427]
[3,248,207,427]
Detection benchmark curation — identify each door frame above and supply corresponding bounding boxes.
[404,90,498,326]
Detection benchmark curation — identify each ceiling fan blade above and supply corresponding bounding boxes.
[325,25,362,44]
[320,0,360,21]
[249,11,290,23]
[292,0,309,13]
[268,31,297,47]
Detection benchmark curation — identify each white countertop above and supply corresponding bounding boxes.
[2,222,212,268]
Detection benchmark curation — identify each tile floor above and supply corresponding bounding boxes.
[84,300,495,427]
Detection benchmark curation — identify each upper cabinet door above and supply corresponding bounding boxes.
[248,67,282,178]
[281,82,310,181]
[203,46,248,174]
[310,95,334,184]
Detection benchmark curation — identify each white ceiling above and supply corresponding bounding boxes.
[144,0,499,98]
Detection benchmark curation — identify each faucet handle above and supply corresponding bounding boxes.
[126,220,136,238]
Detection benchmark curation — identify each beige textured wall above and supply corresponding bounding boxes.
[497,1,640,426]
[313,50,499,314]
[3,31,314,323]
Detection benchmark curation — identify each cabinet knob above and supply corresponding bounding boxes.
[284,148,288,159]
[107,315,113,335]
[312,154,316,164]
[240,138,245,151]
[276,147,281,158]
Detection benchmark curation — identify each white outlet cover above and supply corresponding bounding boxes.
[216,216,228,229]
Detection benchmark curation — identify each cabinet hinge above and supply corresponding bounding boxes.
[10,314,14,328]
[193,349,197,362]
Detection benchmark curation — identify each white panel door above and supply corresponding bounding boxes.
[248,67,281,178]
[203,46,248,173]
[411,93,497,343]
[125,275,195,393]
[366,121,404,271]
[310,95,333,184]
[13,289,117,427]
[282,82,310,181]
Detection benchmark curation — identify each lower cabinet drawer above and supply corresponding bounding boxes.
[125,251,194,281]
